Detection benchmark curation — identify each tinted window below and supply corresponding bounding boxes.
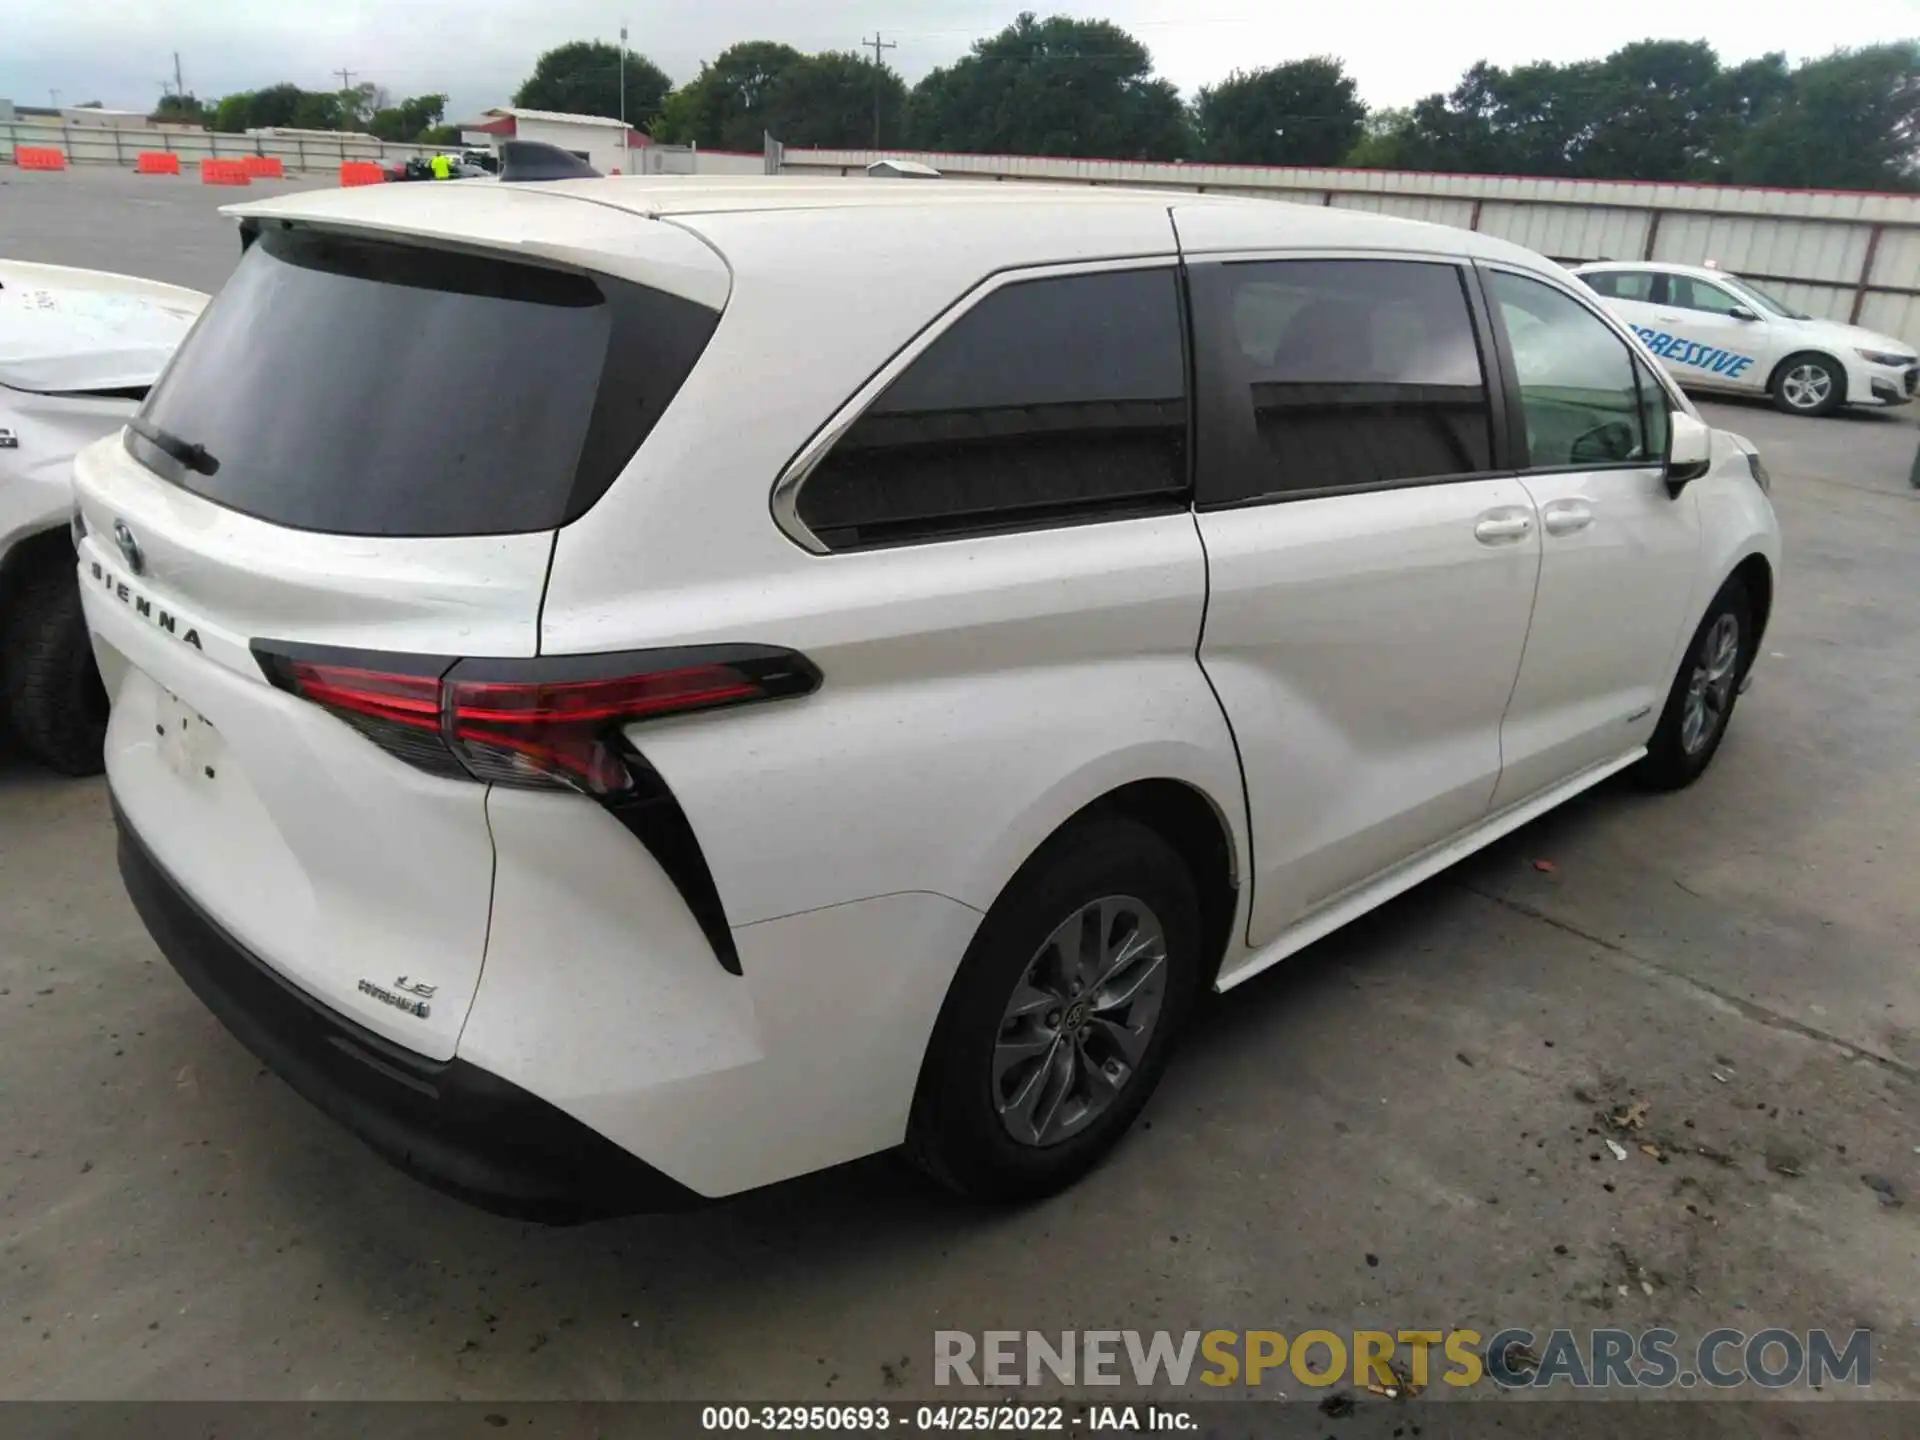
[131,228,719,536]
[1670,276,1744,316]
[796,268,1187,550]
[1584,270,1657,303]
[1634,357,1672,460]
[1491,270,1654,470]
[1189,259,1492,505]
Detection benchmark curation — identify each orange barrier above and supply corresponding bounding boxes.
[240,154,284,179]
[200,159,252,186]
[14,146,68,171]
[135,150,182,175]
[339,161,386,187]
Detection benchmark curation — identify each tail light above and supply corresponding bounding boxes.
[254,643,820,795]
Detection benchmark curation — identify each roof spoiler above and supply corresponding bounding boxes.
[498,140,602,183]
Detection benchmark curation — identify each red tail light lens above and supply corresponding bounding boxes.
[284,662,442,730]
[255,644,819,794]
[265,656,468,779]
[447,665,765,794]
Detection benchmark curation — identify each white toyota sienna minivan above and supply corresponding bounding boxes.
[74,176,1781,1220]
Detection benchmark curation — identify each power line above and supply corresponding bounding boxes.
[863,33,897,147]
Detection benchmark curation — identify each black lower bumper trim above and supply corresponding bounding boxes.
[114,798,702,1222]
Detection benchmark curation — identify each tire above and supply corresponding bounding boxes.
[906,813,1201,1201]
[1634,577,1753,792]
[1769,352,1845,417]
[2,562,109,776]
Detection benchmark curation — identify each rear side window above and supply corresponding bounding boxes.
[1583,270,1657,303]
[1669,276,1744,316]
[1188,258,1493,506]
[129,227,719,536]
[794,267,1188,551]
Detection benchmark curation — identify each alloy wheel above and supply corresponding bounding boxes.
[1680,612,1741,756]
[1781,363,1833,411]
[992,895,1168,1148]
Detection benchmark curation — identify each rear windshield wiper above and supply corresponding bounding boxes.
[127,415,220,476]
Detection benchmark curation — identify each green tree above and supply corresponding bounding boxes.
[1732,43,1920,190]
[369,93,450,143]
[208,83,350,133]
[1193,58,1366,166]
[767,51,908,149]
[334,82,382,130]
[1701,53,1794,178]
[907,12,1190,160]
[1345,106,1411,167]
[1577,40,1723,181]
[1377,56,1614,178]
[151,92,209,125]
[651,41,804,148]
[513,40,672,126]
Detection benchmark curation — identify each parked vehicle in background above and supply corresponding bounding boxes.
[1574,260,1917,416]
[78,179,1778,1220]
[1,260,206,773]
[386,155,490,182]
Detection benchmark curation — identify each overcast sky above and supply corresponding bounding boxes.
[9,0,1918,124]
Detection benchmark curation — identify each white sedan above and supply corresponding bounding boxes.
[1574,260,1917,417]
[1,260,207,772]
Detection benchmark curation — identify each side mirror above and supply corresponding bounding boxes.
[1728,304,1758,322]
[1666,410,1713,494]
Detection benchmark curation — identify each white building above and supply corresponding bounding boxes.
[454,108,649,175]
[59,106,155,129]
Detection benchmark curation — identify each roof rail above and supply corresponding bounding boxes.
[498,140,602,183]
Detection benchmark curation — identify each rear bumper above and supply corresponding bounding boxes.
[114,796,701,1222]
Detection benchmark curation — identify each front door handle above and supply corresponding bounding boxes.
[1543,499,1595,536]
[1473,510,1533,544]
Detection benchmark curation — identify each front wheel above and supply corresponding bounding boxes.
[906,814,1200,1201]
[1770,353,1844,416]
[1634,577,1753,791]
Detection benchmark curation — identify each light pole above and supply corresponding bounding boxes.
[618,23,627,127]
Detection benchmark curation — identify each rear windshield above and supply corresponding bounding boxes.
[129,226,719,536]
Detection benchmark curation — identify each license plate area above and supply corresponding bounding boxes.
[156,687,224,783]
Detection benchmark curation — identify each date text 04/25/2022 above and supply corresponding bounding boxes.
[699,1404,1192,1431]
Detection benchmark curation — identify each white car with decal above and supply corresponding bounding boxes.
[1,261,208,773]
[1574,260,1917,417]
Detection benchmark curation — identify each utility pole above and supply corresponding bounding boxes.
[618,23,627,126]
[174,51,185,100]
[334,67,356,91]
[861,33,896,149]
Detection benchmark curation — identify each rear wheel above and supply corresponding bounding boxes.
[2,562,109,776]
[1634,577,1752,791]
[1770,353,1844,416]
[906,814,1199,1201]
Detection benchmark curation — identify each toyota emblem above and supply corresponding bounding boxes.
[112,519,145,576]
